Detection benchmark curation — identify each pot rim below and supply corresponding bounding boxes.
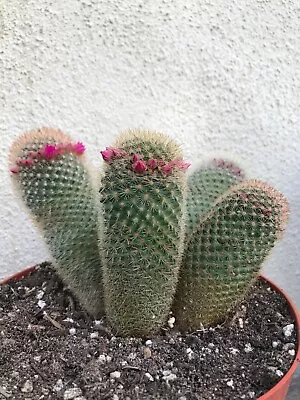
[1,267,299,398]
[258,274,300,400]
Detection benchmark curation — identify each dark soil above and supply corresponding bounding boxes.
[0,263,298,400]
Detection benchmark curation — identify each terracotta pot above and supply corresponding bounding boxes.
[258,275,300,400]
[1,268,299,399]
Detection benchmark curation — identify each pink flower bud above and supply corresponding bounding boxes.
[132,153,141,162]
[132,160,147,173]
[172,159,191,170]
[43,145,58,160]
[16,158,26,166]
[100,147,115,161]
[147,158,158,169]
[25,159,34,167]
[10,167,20,174]
[73,142,85,155]
[111,147,127,158]
[178,161,191,170]
[161,163,174,175]
[156,159,166,167]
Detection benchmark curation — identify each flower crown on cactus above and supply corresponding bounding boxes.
[9,127,289,337]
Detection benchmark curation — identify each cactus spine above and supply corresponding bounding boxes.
[173,180,289,332]
[9,128,104,316]
[185,157,245,244]
[99,130,189,336]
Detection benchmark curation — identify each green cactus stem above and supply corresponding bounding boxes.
[174,180,289,332]
[186,157,246,243]
[9,127,104,316]
[99,129,189,337]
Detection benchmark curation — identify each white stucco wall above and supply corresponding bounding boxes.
[1,0,299,316]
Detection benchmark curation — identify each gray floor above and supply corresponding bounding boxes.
[287,372,300,400]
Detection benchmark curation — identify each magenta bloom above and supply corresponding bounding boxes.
[176,160,191,170]
[147,158,158,169]
[74,142,85,155]
[101,147,127,161]
[16,158,27,166]
[42,144,58,160]
[13,157,35,171]
[132,153,141,163]
[161,163,174,175]
[10,167,20,174]
[170,159,190,170]
[100,147,115,161]
[111,148,127,158]
[25,159,35,167]
[132,160,147,173]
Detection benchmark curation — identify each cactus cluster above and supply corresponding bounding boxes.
[9,128,289,337]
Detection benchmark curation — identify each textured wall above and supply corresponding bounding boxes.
[1,0,299,316]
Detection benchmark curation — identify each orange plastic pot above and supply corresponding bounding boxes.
[1,268,299,399]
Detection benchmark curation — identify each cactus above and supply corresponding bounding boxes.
[8,127,289,339]
[173,180,289,332]
[99,129,189,336]
[186,157,246,244]
[9,128,104,316]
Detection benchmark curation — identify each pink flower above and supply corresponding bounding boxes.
[100,147,127,161]
[55,143,66,154]
[176,160,191,170]
[182,162,190,169]
[215,159,225,168]
[231,166,242,176]
[25,159,34,167]
[161,163,174,175]
[156,159,166,167]
[111,147,127,158]
[10,166,20,174]
[73,142,85,155]
[16,158,35,168]
[132,153,141,162]
[16,159,27,166]
[170,159,191,170]
[132,160,147,173]
[100,147,115,161]
[29,151,38,159]
[147,158,158,169]
[42,145,58,160]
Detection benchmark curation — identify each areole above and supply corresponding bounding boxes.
[1,267,299,400]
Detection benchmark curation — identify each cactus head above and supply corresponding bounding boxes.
[100,129,189,336]
[9,127,104,316]
[174,180,289,332]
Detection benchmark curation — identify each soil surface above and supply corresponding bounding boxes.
[0,263,298,400]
